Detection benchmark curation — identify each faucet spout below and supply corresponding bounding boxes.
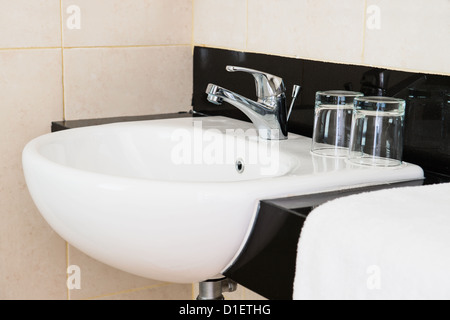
[206,83,287,140]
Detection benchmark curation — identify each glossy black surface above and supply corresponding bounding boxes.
[51,112,196,132]
[193,47,450,176]
[224,180,424,300]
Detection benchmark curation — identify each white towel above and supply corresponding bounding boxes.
[293,183,450,300]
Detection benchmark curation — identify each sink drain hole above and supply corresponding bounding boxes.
[235,159,245,174]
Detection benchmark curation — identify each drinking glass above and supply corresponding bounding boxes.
[311,91,364,157]
[348,96,406,167]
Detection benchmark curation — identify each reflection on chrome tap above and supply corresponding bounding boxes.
[206,66,301,140]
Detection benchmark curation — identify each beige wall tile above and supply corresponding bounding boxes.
[0,49,65,299]
[95,283,192,300]
[68,246,174,300]
[364,0,450,75]
[0,0,61,48]
[193,0,247,50]
[242,288,268,300]
[62,0,192,47]
[63,46,193,120]
[247,0,365,64]
[247,0,300,57]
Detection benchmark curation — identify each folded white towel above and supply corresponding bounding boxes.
[293,183,450,300]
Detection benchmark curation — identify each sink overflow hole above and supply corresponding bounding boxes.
[235,159,245,174]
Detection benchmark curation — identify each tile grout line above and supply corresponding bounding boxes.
[63,43,192,49]
[60,0,67,121]
[60,1,70,300]
[0,44,192,52]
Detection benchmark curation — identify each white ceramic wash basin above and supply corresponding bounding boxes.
[22,116,424,283]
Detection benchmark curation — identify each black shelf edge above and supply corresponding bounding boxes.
[224,179,425,300]
[51,111,196,132]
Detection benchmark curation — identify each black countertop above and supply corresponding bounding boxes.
[51,111,197,132]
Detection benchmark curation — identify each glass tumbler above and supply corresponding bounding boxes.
[311,91,364,157]
[348,97,406,167]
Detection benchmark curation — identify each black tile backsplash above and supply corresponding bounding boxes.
[193,46,450,176]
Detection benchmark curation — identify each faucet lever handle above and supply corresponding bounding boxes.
[287,85,301,121]
[226,66,286,99]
